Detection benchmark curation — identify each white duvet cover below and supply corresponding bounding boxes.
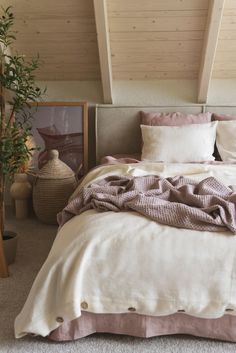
[15,162,236,338]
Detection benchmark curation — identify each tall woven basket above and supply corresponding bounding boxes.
[33,150,77,224]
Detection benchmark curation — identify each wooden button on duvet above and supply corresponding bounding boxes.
[128,307,136,312]
[81,301,88,310]
[56,317,64,323]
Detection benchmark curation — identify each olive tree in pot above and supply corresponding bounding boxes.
[0,7,45,277]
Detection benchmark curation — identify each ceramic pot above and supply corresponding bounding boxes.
[3,231,18,265]
[10,173,32,219]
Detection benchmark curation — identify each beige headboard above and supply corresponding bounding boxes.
[95,104,236,164]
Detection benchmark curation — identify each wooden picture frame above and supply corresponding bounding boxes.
[25,101,88,176]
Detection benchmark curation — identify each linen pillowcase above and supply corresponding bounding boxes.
[211,113,236,160]
[216,120,236,161]
[212,113,236,121]
[141,111,212,126]
[141,122,218,163]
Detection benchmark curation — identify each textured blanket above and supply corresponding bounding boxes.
[58,175,236,233]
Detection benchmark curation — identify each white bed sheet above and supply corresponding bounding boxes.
[15,162,236,338]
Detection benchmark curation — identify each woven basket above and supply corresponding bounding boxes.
[33,150,77,224]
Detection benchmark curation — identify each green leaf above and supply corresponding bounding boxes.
[0,6,46,178]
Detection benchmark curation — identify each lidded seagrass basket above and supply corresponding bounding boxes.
[33,150,77,224]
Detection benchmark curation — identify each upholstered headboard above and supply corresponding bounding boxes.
[95,104,236,164]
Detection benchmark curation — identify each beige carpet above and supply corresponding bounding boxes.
[0,212,236,353]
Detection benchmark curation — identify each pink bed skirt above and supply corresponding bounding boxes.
[49,312,236,342]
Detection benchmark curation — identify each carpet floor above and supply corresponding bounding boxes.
[0,212,236,353]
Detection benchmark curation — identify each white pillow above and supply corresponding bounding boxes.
[216,120,236,161]
[141,122,217,163]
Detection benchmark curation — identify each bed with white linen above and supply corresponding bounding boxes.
[14,105,236,342]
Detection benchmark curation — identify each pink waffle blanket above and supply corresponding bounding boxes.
[58,175,236,234]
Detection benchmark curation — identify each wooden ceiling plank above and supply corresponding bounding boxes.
[213,70,236,78]
[109,16,207,32]
[109,10,208,18]
[37,71,101,80]
[16,32,97,43]
[219,29,236,39]
[215,52,236,62]
[1,0,94,13]
[225,0,236,9]
[111,53,201,65]
[13,18,96,34]
[93,0,113,103]
[198,0,225,103]
[112,62,199,73]
[110,40,203,53]
[217,39,236,51]
[113,71,198,80]
[108,0,209,12]
[110,31,205,42]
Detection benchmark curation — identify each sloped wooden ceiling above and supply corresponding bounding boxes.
[213,0,236,78]
[0,0,231,102]
[107,0,209,80]
[1,0,101,80]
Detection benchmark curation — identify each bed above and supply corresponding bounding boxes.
[14,104,236,342]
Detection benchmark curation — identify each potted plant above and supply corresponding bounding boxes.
[0,7,45,277]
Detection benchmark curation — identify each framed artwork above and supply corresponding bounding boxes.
[24,102,88,176]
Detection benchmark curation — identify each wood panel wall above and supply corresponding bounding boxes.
[2,0,236,82]
[107,0,209,80]
[1,0,101,80]
[213,0,236,78]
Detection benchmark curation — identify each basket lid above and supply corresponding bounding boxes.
[37,150,75,179]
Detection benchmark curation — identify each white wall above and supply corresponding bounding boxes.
[113,80,198,106]
[38,79,198,106]
[37,79,236,106]
[208,79,236,105]
[37,80,104,104]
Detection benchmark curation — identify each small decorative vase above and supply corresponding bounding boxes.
[10,173,32,219]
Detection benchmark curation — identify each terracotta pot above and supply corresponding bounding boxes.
[10,173,32,219]
[3,231,18,265]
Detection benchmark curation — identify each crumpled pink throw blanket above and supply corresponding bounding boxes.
[58,175,236,233]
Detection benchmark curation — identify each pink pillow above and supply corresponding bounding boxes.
[212,113,236,121]
[140,111,212,126]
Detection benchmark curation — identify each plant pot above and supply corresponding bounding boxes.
[3,231,18,265]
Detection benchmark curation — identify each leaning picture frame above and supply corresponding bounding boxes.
[22,101,88,176]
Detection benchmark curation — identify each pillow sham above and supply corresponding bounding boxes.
[211,113,236,161]
[141,122,217,163]
[213,113,236,121]
[141,111,212,126]
[216,120,236,161]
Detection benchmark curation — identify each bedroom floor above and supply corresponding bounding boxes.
[0,212,236,353]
